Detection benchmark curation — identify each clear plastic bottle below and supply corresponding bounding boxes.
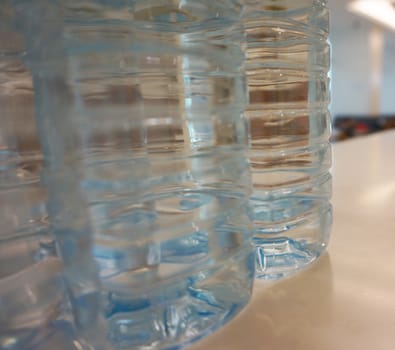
[0,2,112,349]
[243,0,332,279]
[0,2,58,348]
[18,1,254,349]
[0,2,68,349]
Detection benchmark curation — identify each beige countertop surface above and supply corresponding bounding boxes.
[190,130,395,350]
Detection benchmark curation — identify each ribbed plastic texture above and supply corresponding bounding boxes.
[15,1,255,349]
[243,0,332,279]
[0,3,68,349]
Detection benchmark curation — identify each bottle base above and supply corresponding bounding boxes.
[254,238,327,280]
[103,246,255,350]
[253,205,332,280]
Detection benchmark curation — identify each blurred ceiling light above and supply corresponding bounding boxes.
[348,0,395,31]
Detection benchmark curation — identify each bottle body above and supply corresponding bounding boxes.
[244,0,332,279]
[19,1,254,349]
[0,3,68,349]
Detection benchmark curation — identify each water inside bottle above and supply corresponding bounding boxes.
[244,0,333,278]
[0,3,67,347]
[18,1,255,348]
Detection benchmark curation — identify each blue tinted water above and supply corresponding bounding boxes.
[17,1,255,348]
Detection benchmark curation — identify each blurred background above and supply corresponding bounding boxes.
[329,0,395,141]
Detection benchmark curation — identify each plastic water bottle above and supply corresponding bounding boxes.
[0,3,67,349]
[243,0,332,279]
[19,1,255,349]
[1,3,102,349]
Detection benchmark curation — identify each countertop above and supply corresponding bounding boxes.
[190,130,395,350]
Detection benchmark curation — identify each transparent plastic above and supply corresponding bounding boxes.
[243,0,332,279]
[15,1,255,349]
[0,3,67,349]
